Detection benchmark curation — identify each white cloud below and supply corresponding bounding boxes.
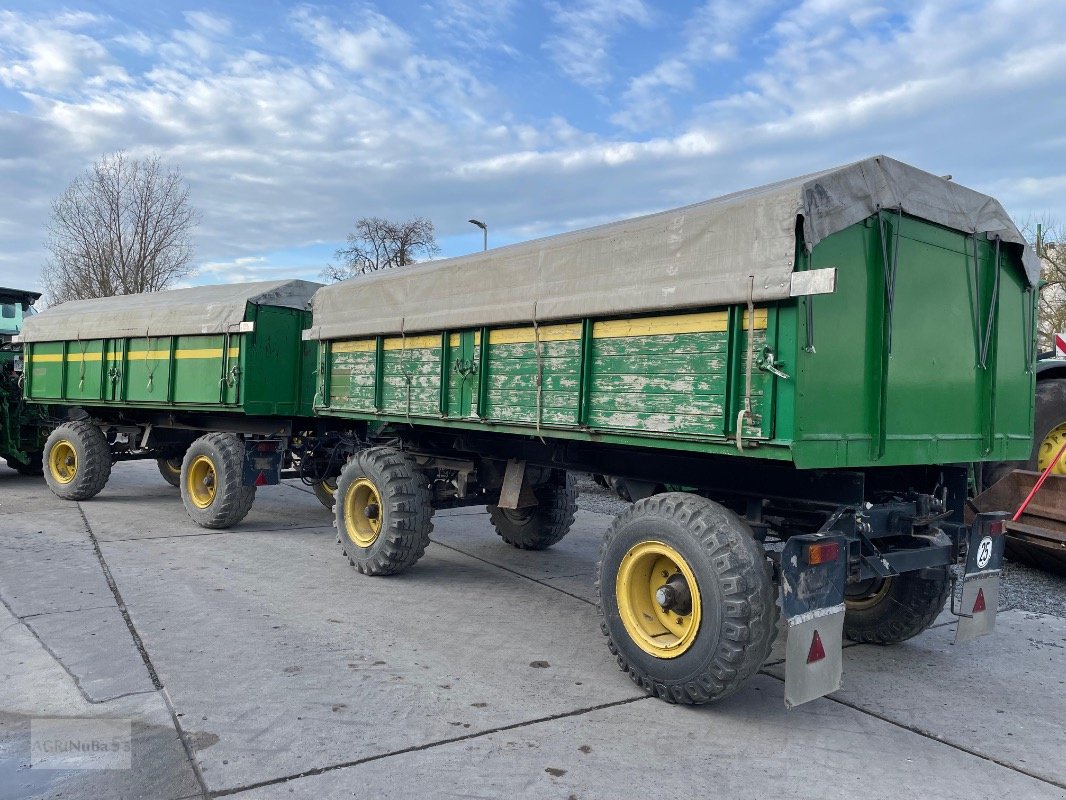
[0,11,120,93]
[1,1,1066,292]
[291,7,411,73]
[429,0,519,55]
[612,0,780,131]
[544,0,653,89]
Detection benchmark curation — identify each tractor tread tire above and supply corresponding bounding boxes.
[336,447,433,576]
[596,492,778,705]
[313,478,337,511]
[180,433,255,529]
[157,457,183,488]
[844,568,950,644]
[488,472,577,550]
[1033,378,1066,472]
[43,421,111,501]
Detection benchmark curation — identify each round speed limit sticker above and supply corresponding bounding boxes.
[975,536,994,569]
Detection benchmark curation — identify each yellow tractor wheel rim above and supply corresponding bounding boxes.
[845,577,893,611]
[186,455,218,509]
[322,477,337,496]
[163,458,182,477]
[616,540,702,659]
[1037,422,1066,476]
[343,477,383,548]
[48,440,78,484]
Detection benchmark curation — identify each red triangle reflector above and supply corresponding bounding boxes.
[254,471,268,486]
[972,588,986,614]
[807,630,826,664]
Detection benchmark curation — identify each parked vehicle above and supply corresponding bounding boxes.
[971,348,1066,571]
[1,287,47,475]
[17,281,327,526]
[18,156,1034,706]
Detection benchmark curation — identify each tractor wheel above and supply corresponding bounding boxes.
[1033,378,1066,476]
[180,433,255,529]
[313,476,338,510]
[487,471,577,550]
[157,457,183,487]
[843,567,950,644]
[982,377,1066,488]
[597,492,778,704]
[6,452,43,476]
[43,421,111,500]
[335,446,433,576]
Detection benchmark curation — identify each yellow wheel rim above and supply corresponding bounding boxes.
[343,477,383,548]
[615,540,702,659]
[1038,422,1066,476]
[186,455,217,509]
[845,576,893,611]
[163,458,182,477]
[48,440,78,484]
[322,477,337,496]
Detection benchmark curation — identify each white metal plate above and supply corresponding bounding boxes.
[789,268,838,297]
[784,604,844,709]
[955,572,1001,644]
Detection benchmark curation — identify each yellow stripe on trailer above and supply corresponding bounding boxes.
[32,347,241,363]
[488,323,582,345]
[593,309,767,339]
[332,339,376,353]
[383,335,440,351]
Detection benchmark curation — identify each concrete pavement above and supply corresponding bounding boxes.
[1,461,1064,799]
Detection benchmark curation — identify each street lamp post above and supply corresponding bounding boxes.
[468,219,487,252]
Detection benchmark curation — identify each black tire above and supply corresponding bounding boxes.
[597,493,778,704]
[982,377,1066,488]
[487,472,577,550]
[335,447,433,575]
[1032,378,1066,474]
[313,477,337,510]
[6,452,43,476]
[42,421,112,500]
[179,433,255,529]
[157,457,183,488]
[843,568,950,644]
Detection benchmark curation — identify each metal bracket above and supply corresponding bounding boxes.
[756,347,790,380]
[498,458,527,510]
[453,357,478,378]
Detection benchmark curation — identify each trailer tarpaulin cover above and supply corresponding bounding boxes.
[307,155,1037,341]
[19,280,322,342]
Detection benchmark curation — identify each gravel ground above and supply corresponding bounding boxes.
[573,472,1066,618]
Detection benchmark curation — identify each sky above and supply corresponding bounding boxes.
[1,0,1065,292]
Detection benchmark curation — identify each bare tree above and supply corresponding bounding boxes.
[1021,218,1066,351]
[43,152,199,304]
[323,216,440,282]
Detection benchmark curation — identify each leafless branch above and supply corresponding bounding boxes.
[43,151,199,304]
[324,216,440,282]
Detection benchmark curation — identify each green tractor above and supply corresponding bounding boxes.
[1,287,48,475]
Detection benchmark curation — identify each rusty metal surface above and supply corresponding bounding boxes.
[970,471,1066,573]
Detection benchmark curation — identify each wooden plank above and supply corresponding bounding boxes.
[489,406,578,425]
[591,352,727,375]
[587,409,724,436]
[485,389,580,411]
[593,334,728,356]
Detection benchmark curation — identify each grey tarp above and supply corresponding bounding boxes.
[19,280,322,343]
[307,155,1037,341]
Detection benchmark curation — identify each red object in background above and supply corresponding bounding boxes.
[1013,441,1066,521]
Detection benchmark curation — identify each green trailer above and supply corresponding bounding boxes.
[1,287,48,475]
[305,156,1037,706]
[18,280,321,526]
